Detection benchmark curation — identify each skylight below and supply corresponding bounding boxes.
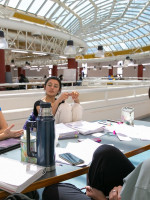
[0,0,150,54]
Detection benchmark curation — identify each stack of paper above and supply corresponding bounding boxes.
[0,157,46,193]
[65,120,105,135]
[55,123,79,139]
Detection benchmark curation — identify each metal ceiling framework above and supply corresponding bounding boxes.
[0,0,150,66]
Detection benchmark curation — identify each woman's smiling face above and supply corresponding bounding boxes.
[45,79,60,97]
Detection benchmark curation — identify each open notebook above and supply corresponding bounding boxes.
[0,157,46,193]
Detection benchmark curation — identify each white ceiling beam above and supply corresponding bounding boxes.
[0,17,87,49]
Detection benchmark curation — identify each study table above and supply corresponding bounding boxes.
[0,120,150,199]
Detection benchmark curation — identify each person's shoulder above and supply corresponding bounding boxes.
[34,100,41,106]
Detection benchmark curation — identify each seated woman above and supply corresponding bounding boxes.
[42,144,150,200]
[0,107,23,140]
[23,76,83,129]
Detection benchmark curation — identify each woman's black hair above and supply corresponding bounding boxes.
[44,76,62,94]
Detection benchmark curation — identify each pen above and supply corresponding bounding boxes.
[107,119,118,123]
[107,120,123,124]
[80,187,86,190]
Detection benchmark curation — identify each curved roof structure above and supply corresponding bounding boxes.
[0,0,150,65]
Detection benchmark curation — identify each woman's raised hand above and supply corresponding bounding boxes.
[3,124,23,139]
[70,91,79,103]
[58,92,70,102]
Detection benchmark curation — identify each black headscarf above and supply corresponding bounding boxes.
[88,144,135,196]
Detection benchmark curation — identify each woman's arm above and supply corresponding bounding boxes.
[52,92,70,115]
[52,91,80,116]
[0,110,8,134]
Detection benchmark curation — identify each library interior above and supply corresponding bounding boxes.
[0,1,150,200]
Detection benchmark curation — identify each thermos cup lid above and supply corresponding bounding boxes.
[40,101,51,108]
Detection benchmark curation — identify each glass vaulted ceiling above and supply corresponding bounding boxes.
[1,0,150,54]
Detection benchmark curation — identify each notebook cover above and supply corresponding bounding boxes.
[0,138,20,154]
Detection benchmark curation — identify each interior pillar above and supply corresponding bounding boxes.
[109,67,113,76]
[68,58,78,81]
[5,65,11,72]
[138,64,143,80]
[52,65,58,76]
[18,67,25,76]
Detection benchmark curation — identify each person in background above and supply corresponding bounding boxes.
[18,74,29,89]
[43,75,47,81]
[76,74,83,86]
[42,144,150,200]
[79,74,83,81]
[59,74,63,81]
[0,107,23,140]
[18,74,29,83]
[23,76,83,129]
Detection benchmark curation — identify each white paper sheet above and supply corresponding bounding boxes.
[105,123,150,141]
[56,139,101,166]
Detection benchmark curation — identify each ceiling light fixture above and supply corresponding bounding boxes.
[95,45,104,58]
[0,30,8,49]
[64,40,76,55]
[32,52,47,55]
[11,49,28,53]
[59,55,67,59]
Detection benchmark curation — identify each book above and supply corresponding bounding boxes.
[0,157,46,193]
[65,120,105,135]
[0,138,20,154]
[55,123,79,139]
